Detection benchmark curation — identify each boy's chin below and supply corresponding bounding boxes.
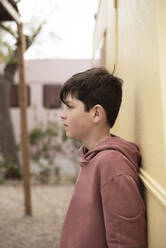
[66,131,79,140]
[65,131,73,139]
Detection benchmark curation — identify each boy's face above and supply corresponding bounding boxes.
[60,94,93,141]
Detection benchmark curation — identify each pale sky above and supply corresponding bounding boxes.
[18,0,99,60]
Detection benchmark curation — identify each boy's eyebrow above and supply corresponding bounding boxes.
[64,100,74,106]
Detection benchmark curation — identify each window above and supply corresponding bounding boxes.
[10,85,30,107]
[43,84,61,108]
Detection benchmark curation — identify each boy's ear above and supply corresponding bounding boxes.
[91,104,104,124]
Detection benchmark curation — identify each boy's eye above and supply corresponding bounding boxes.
[66,104,73,109]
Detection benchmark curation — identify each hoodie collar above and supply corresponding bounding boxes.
[78,134,140,169]
[78,136,112,166]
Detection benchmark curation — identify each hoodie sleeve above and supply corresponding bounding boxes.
[101,174,146,248]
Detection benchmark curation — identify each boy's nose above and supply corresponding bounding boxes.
[60,110,66,120]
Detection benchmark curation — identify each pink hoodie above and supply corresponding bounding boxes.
[60,135,146,248]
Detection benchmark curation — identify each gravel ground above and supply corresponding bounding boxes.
[0,182,74,248]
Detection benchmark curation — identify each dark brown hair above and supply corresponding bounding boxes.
[60,67,123,128]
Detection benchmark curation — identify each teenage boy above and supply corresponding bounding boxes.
[60,68,146,248]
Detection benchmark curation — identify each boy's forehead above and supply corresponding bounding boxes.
[65,93,77,102]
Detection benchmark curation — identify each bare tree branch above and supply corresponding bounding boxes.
[4,21,45,81]
[15,0,22,3]
[25,21,46,50]
[0,23,17,39]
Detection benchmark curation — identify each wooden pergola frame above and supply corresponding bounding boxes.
[0,0,32,215]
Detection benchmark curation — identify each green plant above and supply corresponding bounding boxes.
[29,119,80,184]
[29,127,44,145]
[29,121,58,163]
[0,156,21,180]
[0,159,6,183]
[0,178,5,184]
[5,157,21,179]
[54,167,61,183]
[39,167,50,184]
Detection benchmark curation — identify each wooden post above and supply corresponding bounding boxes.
[17,23,32,216]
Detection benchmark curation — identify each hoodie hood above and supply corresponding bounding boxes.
[78,134,141,171]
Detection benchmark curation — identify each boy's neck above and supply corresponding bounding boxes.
[82,128,111,151]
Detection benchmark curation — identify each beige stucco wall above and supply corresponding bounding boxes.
[94,0,166,247]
